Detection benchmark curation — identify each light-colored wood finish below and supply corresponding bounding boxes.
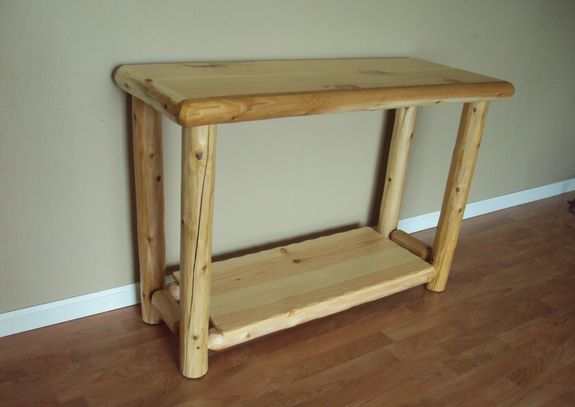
[207,227,434,350]
[132,97,166,324]
[427,102,489,292]
[390,229,432,262]
[179,125,216,378]
[114,58,514,126]
[377,106,418,236]
[115,58,513,380]
[151,289,180,334]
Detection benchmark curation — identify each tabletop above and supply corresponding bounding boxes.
[114,58,514,127]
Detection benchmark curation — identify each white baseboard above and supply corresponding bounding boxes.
[399,178,575,233]
[1,178,573,337]
[0,284,140,337]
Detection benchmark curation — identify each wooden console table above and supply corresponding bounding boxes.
[113,58,514,378]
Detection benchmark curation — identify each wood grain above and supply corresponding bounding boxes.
[390,229,432,262]
[114,58,514,126]
[377,106,418,236]
[207,227,433,350]
[179,125,216,378]
[427,101,489,292]
[1,193,573,406]
[132,97,166,324]
[151,289,180,334]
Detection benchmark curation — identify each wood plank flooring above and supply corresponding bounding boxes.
[1,193,574,406]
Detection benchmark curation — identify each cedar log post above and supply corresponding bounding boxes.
[427,101,489,292]
[377,106,418,236]
[132,97,166,324]
[179,125,216,378]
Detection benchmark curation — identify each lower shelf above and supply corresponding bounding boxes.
[207,227,434,350]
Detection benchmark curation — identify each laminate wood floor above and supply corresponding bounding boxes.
[1,193,574,406]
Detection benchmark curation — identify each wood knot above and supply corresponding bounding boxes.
[292,259,302,264]
[195,152,203,160]
[473,107,478,113]
[279,248,288,254]
[202,265,207,271]
[455,187,460,192]
[192,335,198,340]
[156,175,162,182]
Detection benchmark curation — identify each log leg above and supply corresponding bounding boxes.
[377,106,418,236]
[180,125,216,378]
[427,102,489,292]
[132,97,165,324]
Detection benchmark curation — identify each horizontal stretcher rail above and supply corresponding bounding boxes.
[151,289,180,334]
[389,229,433,262]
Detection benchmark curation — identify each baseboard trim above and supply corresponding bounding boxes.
[0,283,139,337]
[398,178,575,233]
[1,178,573,337]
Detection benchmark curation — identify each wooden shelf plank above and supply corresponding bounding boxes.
[114,58,514,126]
[207,227,434,350]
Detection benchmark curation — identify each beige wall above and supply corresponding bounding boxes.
[1,0,574,313]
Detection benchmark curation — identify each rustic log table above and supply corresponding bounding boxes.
[114,58,514,378]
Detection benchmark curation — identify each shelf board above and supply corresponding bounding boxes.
[208,227,434,350]
[114,58,514,126]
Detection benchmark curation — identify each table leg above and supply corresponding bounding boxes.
[179,125,216,378]
[427,102,489,292]
[132,97,165,324]
[377,106,418,237]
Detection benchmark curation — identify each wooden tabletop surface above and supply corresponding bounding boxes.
[114,58,514,127]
